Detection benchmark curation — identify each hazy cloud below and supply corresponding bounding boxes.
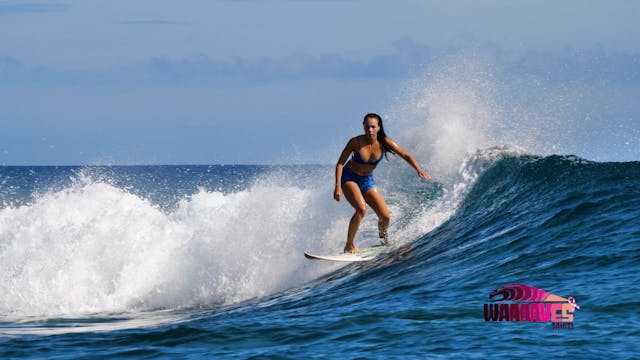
[118,20,180,26]
[0,2,68,15]
[148,38,430,83]
[1,41,638,87]
[0,55,24,82]
[147,41,640,86]
[510,48,640,84]
[0,55,20,69]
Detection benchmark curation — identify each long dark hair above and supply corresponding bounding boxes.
[363,113,396,157]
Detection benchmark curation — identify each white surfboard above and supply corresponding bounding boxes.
[304,245,386,262]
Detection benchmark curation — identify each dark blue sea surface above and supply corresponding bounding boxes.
[0,152,638,358]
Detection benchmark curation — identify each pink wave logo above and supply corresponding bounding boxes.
[484,283,580,329]
[489,283,555,302]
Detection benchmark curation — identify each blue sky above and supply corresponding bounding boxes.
[1,0,638,165]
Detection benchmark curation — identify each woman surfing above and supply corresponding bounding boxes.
[334,113,430,254]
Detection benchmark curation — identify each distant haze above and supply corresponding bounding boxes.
[1,0,638,165]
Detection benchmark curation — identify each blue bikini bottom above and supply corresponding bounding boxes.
[341,166,376,193]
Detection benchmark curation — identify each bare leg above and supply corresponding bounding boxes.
[363,187,391,242]
[342,181,366,254]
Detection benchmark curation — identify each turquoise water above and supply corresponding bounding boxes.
[1,155,638,358]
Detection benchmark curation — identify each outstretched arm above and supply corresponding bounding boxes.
[334,138,357,201]
[384,138,430,180]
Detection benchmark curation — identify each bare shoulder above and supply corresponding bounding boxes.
[349,135,365,147]
[384,137,407,155]
[342,136,360,153]
[383,137,400,149]
[352,134,366,142]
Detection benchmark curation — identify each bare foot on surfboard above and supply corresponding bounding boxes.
[344,246,362,255]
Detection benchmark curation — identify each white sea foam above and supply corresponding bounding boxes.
[1,156,476,318]
[0,173,359,317]
[2,55,572,318]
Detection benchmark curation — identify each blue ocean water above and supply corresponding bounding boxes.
[0,152,638,358]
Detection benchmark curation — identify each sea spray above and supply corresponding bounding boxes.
[385,53,592,179]
[1,152,637,355]
[3,56,582,317]
[0,161,461,317]
[375,54,593,243]
[0,171,336,316]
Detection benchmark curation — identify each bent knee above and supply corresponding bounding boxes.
[354,205,367,217]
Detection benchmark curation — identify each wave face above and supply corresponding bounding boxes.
[0,156,639,358]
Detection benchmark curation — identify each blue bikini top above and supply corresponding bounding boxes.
[352,150,383,166]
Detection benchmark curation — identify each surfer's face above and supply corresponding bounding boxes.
[363,117,380,137]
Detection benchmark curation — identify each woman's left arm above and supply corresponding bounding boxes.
[384,138,431,180]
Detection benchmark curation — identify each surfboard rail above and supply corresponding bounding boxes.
[304,245,385,262]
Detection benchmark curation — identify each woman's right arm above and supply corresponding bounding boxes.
[334,138,356,202]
